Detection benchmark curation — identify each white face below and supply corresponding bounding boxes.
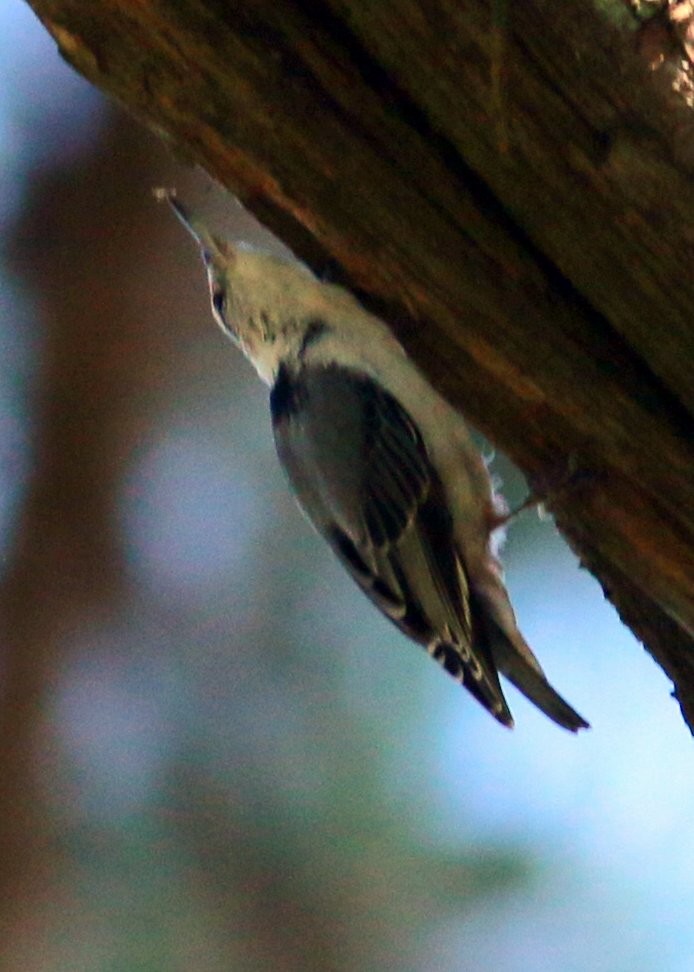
[204,264,282,384]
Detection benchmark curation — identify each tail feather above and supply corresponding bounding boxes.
[484,619,589,732]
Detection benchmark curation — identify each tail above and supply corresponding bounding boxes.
[482,615,589,732]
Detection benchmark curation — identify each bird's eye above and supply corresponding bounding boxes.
[211,288,225,318]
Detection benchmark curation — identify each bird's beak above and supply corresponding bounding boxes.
[154,187,235,272]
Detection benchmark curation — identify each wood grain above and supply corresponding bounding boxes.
[24,0,694,729]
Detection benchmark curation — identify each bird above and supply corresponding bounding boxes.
[157,188,588,732]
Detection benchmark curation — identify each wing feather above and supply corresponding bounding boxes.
[271,362,512,726]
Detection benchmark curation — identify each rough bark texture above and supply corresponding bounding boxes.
[22,0,694,730]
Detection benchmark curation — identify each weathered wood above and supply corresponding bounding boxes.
[23,0,694,729]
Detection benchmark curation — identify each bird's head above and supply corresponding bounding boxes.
[156,188,318,383]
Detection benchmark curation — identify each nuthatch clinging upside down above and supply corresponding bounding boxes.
[157,188,588,732]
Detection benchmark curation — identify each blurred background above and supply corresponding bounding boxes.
[1,4,693,970]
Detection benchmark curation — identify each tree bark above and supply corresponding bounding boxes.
[22,0,694,730]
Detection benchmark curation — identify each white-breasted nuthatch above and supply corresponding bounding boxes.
[158,189,588,732]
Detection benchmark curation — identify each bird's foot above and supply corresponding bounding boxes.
[489,454,596,530]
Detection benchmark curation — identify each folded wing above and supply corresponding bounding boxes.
[270,362,514,726]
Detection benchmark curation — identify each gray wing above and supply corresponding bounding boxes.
[270,362,513,726]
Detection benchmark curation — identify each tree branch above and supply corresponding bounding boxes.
[24,0,694,730]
